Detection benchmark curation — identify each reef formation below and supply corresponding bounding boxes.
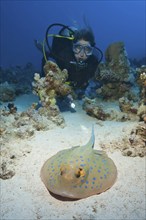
[96,42,135,100]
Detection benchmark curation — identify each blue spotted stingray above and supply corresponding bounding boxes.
[41,126,117,199]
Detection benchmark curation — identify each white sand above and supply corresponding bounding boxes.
[0,96,145,220]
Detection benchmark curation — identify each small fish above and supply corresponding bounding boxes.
[41,126,117,199]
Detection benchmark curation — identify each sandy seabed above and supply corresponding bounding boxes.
[0,95,146,220]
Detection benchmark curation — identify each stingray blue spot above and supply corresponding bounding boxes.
[87,158,90,162]
[86,180,89,184]
[92,181,95,184]
[76,159,78,162]
[52,169,55,172]
[93,177,96,180]
[85,185,88,188]
[80,156,83,158]
[81,179,85,183]
[98,169,101,173]
[80,164,86,167]
[90,166,93,170]
[104,174,107,178]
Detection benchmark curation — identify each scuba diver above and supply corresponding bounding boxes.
[34,23,103,111]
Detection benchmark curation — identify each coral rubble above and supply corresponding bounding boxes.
[100,122,146,157]
[0,106,65,143]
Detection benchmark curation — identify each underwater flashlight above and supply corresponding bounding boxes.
[70,102,76,109]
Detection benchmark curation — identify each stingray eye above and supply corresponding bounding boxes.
[75,168,85,178]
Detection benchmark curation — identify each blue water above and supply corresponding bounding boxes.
[0,0,145,70]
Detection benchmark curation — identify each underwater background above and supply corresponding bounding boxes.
[0,0,145,69]
[1,1,146,219]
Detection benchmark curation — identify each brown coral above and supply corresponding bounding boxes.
[96,42,135,100]
[32,61,73,122]
[33,61,72,108]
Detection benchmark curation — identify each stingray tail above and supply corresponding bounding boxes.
[86,125,95,149]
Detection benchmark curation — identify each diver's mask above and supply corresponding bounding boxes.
[70,43,93,70]
[73,43,93,56]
